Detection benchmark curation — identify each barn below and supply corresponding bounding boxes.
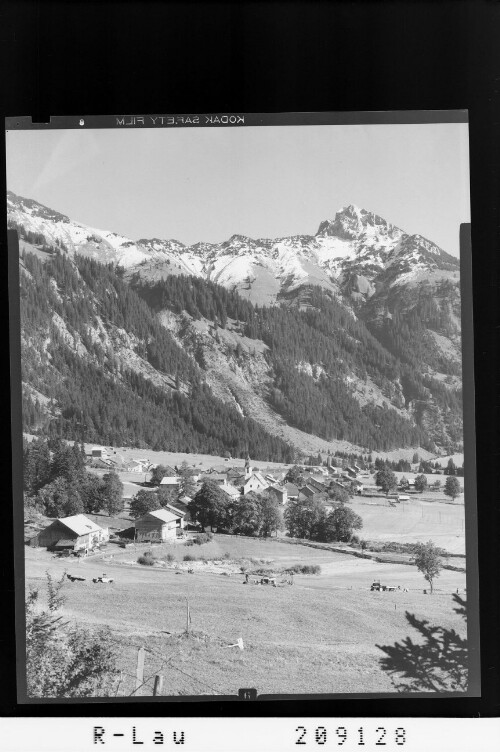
[135,509,180,542]
[32,514,109,552]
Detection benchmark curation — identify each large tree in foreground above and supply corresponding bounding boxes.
[413,540,442,593]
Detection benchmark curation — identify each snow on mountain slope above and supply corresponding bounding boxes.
[8,191,459,307]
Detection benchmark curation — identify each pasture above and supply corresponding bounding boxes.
[25,534,467,697]
[348,497,465,554]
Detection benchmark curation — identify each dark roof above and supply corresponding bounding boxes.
[54,539,76,548]
[299,485,315,496]
[285,482,299,494]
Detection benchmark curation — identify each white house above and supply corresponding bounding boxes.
[242,471,269,495]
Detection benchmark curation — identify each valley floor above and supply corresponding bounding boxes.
[25,534,467,698]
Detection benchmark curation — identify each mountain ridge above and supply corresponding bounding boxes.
[9,190,463,457]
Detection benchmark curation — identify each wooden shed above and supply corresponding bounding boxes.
[135,509,179,542]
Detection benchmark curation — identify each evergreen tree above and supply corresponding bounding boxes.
[101,472,123,515]
[23,439,51,495]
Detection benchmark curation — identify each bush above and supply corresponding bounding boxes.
[137,551,155,566]
[184,539,194,547]
[183,554,196,562]
[193,532,213,545]
[223,552,231,560]
[165,553,175,563]
[285,564,321,575]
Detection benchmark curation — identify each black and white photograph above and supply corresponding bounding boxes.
[6,113,477,701]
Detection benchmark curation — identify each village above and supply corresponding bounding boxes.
[28,441,465,555]
[23,439,467,696]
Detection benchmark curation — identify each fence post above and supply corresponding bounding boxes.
[135,647,145,694]
[153,674,164,696]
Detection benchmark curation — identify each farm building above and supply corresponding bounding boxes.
[135,509,180,541]
[160,475,180,488]
[91,446,107,459]
[163,504,186,529]
[221,483,241,500]
[298,485,316,499]
[308,477,327,492]
[31,514,109,552]
[284,482,299,499]
[267,485,288,505]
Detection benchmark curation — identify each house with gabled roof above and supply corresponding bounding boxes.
[284,482,299,499]
[160,476,180,488]
[221,482,241,500]
[298,485,316,499]
[242,471,269,495]
[32,514,109,552]
[135,508,180,541]
[308,477,327,492]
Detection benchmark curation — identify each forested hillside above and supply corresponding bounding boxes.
[20,251,294,461]
[133,275,463,452]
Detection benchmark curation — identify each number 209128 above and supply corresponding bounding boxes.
[295,727,406,746]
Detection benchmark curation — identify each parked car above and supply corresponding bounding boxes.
[92,573,114,583]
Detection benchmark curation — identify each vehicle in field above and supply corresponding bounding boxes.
[67,574,86,582]
[92,573,114,583]
[370,581,397,592]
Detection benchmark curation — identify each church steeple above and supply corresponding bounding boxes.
[244,455,251,479]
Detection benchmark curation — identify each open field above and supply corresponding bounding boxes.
[348,497,465,554]
[25,535,467,697]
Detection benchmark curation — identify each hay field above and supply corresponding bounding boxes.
[25,535,467,697]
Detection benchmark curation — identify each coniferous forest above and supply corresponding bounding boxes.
[20,252,294,461]
[20,249,463,457]
[134,275,462,452]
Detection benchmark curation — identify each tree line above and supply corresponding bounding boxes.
[24,437,123,518]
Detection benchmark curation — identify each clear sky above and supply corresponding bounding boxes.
[6,122,470,255]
